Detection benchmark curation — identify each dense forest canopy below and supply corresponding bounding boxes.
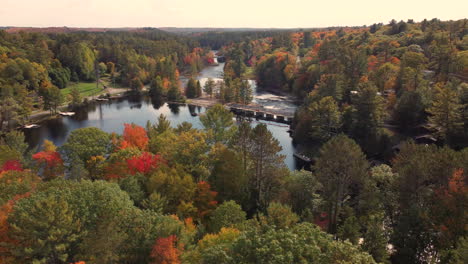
[0,18,467,264]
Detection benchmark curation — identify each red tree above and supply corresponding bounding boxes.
[0,160,23,173]
[150,235,181,264]
[126,152,163,175]
[32,140,64,180]
[121,123,149,150]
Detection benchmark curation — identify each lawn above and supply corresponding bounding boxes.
[61,82,105,98]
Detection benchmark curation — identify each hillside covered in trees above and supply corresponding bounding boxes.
[0,28,215,127]
[0,18,467,264]
[210,19,468,153]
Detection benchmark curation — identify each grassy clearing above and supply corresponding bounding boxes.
[61,82,104,98]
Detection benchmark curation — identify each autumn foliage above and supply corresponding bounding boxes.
[32,140,64,179]
[0,193,31,261]
[194,181,218,221]
[121,123,149,150]
[0,160,23,173]
[433,169,467,245]
[32,151,63,168]
[127,152,163,175]
[150,235,181,264]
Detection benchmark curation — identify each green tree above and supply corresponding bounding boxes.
[284,169,323,216]
[0,130,29,164]
[394,90,426,131]
[390,142,465,263]
[185,78,198,99]
[7,180,136,263]
[196,80,202,98]
[0,170,40,205]
[149,76,165,99]
[147,114,172,141]
[239,80,252,105]
[315,134,369,233]
[315,74,344,102]
[199,104,236,144]
[362,214,390,263]
[352,82,386,153]
[203,78,215,98]
[0,97,19,131]
[230,121,251,178]
[43,86,63,114]
[337,213,361,245]
[428,83,464,144]
[208,144,247,203]
[167,83,181,101]
[247,124,287,213]
[264,202,299,229]
[372,62,399,92]
[231,223,376,264]
[146,165,197,214]
[209,201,246,233]
[308,96,342,142]
[141,192,168,214]
[61,127,111,169]
[69,86,82,107]
[58,42,96,81]
[8,193,82,263]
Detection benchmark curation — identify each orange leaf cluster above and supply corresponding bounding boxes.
[389,56,401,65]
[150,235,181,264]
[194,181,218,220]
[433,169,467,244]
[121,123,149,150]
[367,55,379,71]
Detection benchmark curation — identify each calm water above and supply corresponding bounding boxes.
[25,62,300,170]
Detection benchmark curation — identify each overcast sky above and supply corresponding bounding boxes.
[1,0,466,28]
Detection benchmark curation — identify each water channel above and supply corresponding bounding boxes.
[24,62,301,170]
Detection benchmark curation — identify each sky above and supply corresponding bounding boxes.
[0,0,467,28]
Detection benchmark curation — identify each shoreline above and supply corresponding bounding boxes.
[18,87,131,128]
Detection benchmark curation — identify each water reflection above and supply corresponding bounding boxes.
[24,59,301,170]
[168,103,180,114]
[24,97,298,170]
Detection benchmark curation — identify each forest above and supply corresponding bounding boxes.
[0,18,467,264]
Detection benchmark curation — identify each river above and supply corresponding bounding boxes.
[24,62,301,170]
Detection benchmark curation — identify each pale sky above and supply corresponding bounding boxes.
[0,0,466,28]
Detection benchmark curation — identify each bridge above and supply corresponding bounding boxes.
[226,103,294,124]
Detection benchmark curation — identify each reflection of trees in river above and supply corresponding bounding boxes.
[130,103,142,109]
[127,94,143,109]
[48,118,68,138]
[188,105,196,115]
[72,104,93,121]
[23,128,41,151]
[127,94,143,103]
[168,103,180,114]
[151,98,165,109]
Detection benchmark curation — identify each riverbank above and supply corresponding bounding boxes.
[22,86,131,127]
